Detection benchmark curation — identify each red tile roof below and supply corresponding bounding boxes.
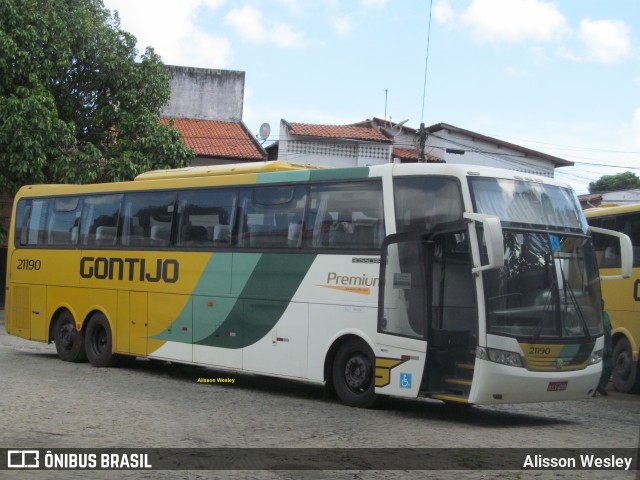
[162,117,265,160]
[393,147,444,163]
[286,122,392,143]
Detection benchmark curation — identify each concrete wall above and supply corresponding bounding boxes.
[162,65,245,122]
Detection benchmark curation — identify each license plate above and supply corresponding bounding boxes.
[547,381,568,392]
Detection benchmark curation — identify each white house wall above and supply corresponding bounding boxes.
[276,121,557,176]
[392,131,417,152]
[278,125,392,167]
[602,189,640,204]
[427,130,555,177]
[425,133,445,161]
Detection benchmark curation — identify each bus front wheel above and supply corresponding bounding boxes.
[54,310,86,363]
[85,313,121,368]
[332,339,377,408]
[612,337,640,393]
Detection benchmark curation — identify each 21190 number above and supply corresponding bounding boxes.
[17,259,42,270]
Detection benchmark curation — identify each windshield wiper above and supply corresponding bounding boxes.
[558,259,591,340]
[531,249,555,343]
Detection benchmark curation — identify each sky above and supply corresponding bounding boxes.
[102,0,640,194]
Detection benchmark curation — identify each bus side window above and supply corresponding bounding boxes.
[305,182,383,251]
[80,194,123,247]
[622,213,640,268]
[589,217,621,269]
[238,186,307,249]
[47,197,81,246]
[24,199,50,246]
[14,199,28,246]
[121,191,177,247]
[590,213,640,269]
[176,188,236,248]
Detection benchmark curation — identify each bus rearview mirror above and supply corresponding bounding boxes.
[589,226,633,280]
[463,213,505,274]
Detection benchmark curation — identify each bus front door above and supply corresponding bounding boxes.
[376,232,428,398]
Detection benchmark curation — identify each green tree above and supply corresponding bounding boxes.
[588,171,640,194]
[0,0,194,195]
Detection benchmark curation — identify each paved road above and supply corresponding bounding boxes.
[0,309,638,479]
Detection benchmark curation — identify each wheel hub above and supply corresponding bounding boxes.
[93,327,107,354]
[60,324,76,351]
[344,355,371,390]
[616,352,631,379]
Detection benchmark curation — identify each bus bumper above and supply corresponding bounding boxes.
[469,358,601,404]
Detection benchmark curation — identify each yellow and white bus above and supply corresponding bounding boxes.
[5,161,631,407]
[585,203,640,392]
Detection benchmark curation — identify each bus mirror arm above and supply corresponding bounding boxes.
[463,213,505,274]
[589,226,633,280]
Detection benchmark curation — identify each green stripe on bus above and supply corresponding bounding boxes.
[196,253,316,348]
[257,170,312,184]
[193,253,234,296]
[152,253,262,344]
[256,167,370,184]
[308,167,370,182]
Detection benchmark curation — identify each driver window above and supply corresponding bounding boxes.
[394,177,463,234]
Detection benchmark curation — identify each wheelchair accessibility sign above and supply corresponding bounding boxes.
[400,373,412,389]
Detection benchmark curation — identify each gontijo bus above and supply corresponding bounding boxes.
[5,161,632,407]
[585,203,640,392]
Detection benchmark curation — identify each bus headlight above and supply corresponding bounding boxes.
[477,347,524,368]
[588,349,603,365]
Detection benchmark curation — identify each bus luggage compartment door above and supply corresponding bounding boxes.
[7,285,46,341]
[8,285,31,339]
[129,291,148,356]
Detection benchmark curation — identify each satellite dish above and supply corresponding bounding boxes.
[258,122,271,141]
[381,119,409,137]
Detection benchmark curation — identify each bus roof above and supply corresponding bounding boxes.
[584,203,640,218]
[134,160,328,181]
[15,162,577,200]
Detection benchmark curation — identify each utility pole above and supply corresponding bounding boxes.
[418,123,427,162]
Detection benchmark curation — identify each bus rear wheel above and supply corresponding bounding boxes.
[54,310,86,362]
[332,339,377,408]
[612,337,640,393]
[85,313,121,368]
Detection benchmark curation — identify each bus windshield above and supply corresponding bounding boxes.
[469,177,601,340]
[481,231,602,340]
[469,177,587,233]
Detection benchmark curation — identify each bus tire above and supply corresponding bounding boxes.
[332,338,377,408]
[54,310,86,363]
[612,337,640,393]
[85,313,121,368]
